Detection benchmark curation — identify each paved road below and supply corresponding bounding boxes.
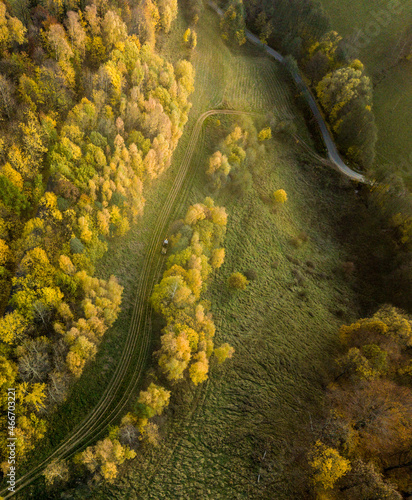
[208,1,367,184]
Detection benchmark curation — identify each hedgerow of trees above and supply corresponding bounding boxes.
[59,198,234,487]
[0,0,194,473]
[151,197,234,384]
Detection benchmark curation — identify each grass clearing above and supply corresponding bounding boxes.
[94,115,360,500]
[373,63,412,177]
[320,0,412,175]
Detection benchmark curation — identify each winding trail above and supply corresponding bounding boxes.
[208,1,367,184]
[0,109,253,499]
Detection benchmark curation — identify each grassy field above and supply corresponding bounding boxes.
[91,122,360,500]
[319,0,412,178]
[73,8,365,500]
[373,64,412,175]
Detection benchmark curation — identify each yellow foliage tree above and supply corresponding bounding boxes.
[214,343,235,364]
[185,203,206,225]
[210,206,228,226]
[189,350,209,385]
[274,189,287,204]
[137,383,170,418]
[183,28,191,43]
[0,2,26,55]
[258,127,272,141]
[309,440,351,490]
[0,311,27,344]
[66,335,97,377]
[59,254,76,275]
[158,327,191,380]
[1,163,23,189]
[0,238,9,265]
[16,381,47,412]
[186,268,202,298]
[43,459,70,487]
[14,412,46,459]
[0,356,17,389]
[76,437,136,484]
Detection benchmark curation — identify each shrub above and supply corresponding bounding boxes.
[273,189,287,204]
[298,231,309,242]
[244,269,257,281]
[292,268,305,285]
[214,343,235,364]
[228,272,248,290]
[291,236,303,248]
[258,127,272,142]
[286,255,300,265]
[291,231,309,248]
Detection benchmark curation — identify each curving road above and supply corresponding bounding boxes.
[208,1,367,184]
[0,109,253,499]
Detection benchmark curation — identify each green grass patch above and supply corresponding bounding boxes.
[373,63,412,183]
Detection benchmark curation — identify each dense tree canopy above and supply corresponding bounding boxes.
[0,0,193,471]
[306,307,412,498]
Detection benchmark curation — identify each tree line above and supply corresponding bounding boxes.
[0,0,194,474]
[150,197,234,383]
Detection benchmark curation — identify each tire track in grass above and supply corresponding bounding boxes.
[0,109,256,500]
